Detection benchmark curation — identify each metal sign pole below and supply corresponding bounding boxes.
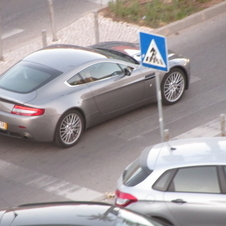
[0,17,4,61]
[48,0,57,41]
[155,71,164,142]
[94,11,99,44]
[139,32,168,142]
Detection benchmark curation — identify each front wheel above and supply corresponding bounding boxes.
[54,110,84,148]
[161,68,186,105]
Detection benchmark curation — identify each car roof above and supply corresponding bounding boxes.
[0,201,162,226]
[143,137,226,171]
[23,44,107,73]
[1,201,116,226]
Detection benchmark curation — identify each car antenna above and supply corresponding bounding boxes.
[165,141,176,151]
[8,210,18,226]
[0,196,18,225]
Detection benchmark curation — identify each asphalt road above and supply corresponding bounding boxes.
[0,6,226,208]
[0,0,103,52]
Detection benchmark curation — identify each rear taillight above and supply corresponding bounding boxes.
[11,105,45,116]
[115,189,137,207]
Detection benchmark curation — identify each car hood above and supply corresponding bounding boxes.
[0,202,116,226]
[122,48,177,64]
[91,41,178,63]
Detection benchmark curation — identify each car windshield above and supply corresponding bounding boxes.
[0,60,62,93]
[123,158,152,187]
[93,48,139,65]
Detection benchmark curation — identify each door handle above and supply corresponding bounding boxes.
[171,199,187,204]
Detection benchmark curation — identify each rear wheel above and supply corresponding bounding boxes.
[54,110,84,148]
[161,68,186,105]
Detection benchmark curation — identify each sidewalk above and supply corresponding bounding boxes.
[1,1,226,75]
[0,12,152,74]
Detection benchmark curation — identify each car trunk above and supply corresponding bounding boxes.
[0,88,36,113]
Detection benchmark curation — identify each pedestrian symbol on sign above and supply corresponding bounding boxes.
[143,39,166,67]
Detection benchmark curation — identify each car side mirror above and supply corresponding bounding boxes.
[124,67,132,76]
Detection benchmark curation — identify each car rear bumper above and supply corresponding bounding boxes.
[0,111,59,142]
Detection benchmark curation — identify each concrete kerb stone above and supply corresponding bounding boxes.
[154,1,226,36]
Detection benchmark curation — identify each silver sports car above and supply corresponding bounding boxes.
[0,41,190,148]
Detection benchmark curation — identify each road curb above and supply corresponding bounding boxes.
[154,1,226,36]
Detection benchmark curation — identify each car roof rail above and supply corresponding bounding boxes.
[18,201,111,207]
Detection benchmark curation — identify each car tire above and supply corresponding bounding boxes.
[54,110,84,148]
[161,68,186,105]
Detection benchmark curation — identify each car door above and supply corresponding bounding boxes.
[163,166,226,226]
[139,66,157,101]
[83,62,145,115]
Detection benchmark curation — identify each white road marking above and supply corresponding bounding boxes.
[190,75,200,84]
[110,113,222,141]
[110,118,155,141]
[2,28,24,39]
[0,159,103,201]
[0,115,222,202]
[110,75,201,140]
[0,78,221,202]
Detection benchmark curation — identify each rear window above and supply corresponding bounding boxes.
[123,158,152,187]
[0,61,62,93]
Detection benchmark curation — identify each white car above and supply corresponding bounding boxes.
[115,137,226,226]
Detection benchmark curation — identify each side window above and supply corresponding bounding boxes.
[119,64,134,71]
[169,166,220,193]
[224,166,226,176]
[153,169,176,191]
[88,62,123,80]
[67,73,85,86]
[67,63,125,86]
[118,64,128,70]
[119,64,134,75]
[123,158,152,187]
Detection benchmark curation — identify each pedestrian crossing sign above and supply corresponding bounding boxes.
[139,32,169,72]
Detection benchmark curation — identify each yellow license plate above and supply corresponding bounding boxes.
[0,121,8,130]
